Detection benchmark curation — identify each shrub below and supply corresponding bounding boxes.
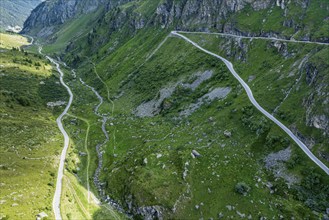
[16,95,31,106]
[235,182,250,195]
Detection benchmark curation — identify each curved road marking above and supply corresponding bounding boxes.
[171,31,329,175]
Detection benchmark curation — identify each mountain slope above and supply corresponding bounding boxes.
[56,27,329,219]
[0,34,66,219]
[18,0,329,219]
[0,0,42,31]
[21,0,133,36]
[23,0,329,42]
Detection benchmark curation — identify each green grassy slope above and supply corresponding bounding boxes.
[58,68,126,220]
[0,33,29,49]
[13,0,328,218]
[0,47,67,219]
[231,0,329,41]
[41,8,105,55]
[183,33,329,166]
[58,25,328,219]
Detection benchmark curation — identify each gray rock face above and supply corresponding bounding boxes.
[182,70,213,91]
[136,206,163,220]
[135,86,176,117]
[305,63,318,86]
[155,0,273,30]
[135,70,215,117]
[264,147,300,186]
[23,0,80,34]
[22,0,133,35]
[23,0,327,44]
[180,87,231,116]
[309,115,329,133]
[302,62,329,136]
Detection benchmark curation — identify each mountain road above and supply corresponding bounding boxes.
[172,31,329,175]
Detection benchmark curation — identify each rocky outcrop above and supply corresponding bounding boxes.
[309,115,329,132]
[304,93,329,136]
[136,206,163,220]
[264,147,300,186]
[154,0,274,30]
[153,0,328,42]
[22,0,328,43]
[302,62,329,136]
[305,63,318,86]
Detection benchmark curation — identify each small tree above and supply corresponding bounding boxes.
[235,182,250,195]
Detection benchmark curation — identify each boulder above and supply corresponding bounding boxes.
[192,150,202,157]
[36,212,48,220]
[224,130,232,138]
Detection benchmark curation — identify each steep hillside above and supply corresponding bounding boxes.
[23,0,329,42]
[0,0,42,31]
[17,0,329,219]
[0,34,66,219]
[21,0,133,37]
[63,27,329,219]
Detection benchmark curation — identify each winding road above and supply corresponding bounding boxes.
[48,56,74,220]
[176,31,329,46]
[22,35,34,46]
[33,29,328,220]
[39,47,74,219]
[171,31,329,175]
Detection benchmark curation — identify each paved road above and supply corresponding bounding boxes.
[177,31,329,46]
[23,35,34,45]
[42,52,74,219]
[21,35,34,48]
[171,31,329,175]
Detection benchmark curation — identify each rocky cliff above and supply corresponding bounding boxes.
[154,0,328,42]
[22,0,328,42]
[21,0,134,36]
[155,0,273,29]
[22,0,103,35]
